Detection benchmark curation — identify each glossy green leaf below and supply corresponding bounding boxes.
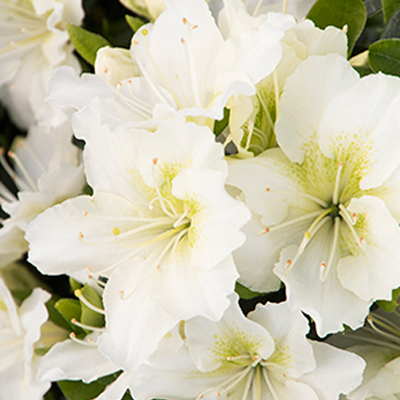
[382,0,400,22]
[307,0,367,55]
[377,286,400,312]
[126,15,146,32]
[57,372,121,400]
[369,38,400,76]
[382,5,400,38]
[66,24,112,66]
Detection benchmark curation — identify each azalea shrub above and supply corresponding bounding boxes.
[2,0,400,399]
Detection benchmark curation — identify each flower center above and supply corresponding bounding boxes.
[261,160,366,282]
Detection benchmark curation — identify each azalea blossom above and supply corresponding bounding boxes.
[0,277,54,399]
[228,54,400,335]
[48,0,292,132]
[216,0,347,157]
[131,296,365,400]
[0,118,85,267]
[328,306,400,400]
[26,117,250,371]
[0,0,84,129]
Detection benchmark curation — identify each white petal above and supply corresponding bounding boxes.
[275,54,359,164]
[27,193,139,276]
[37,339,118,383]
[98,261,177,371]
[301,341,365,400]
[337,196,400,302]
[319,73,400,190]
[151,255,238,321]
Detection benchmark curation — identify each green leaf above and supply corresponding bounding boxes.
[213,108,230,136]
[382,0,400,22]
[377,286,400,312]
[368,38,400,76]
[54,298,84,335]
[306,0,367,55]
[66,24,112,66]
[80,284,105,329]
[235,282,268,300]
[382,5,400,38]
[126,15,146,32]
[57,372,121,400]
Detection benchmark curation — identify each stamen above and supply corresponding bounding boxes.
[367,315,400,343]
[255,365,261,400]
[282,0,289,13]
[71,318,104,332]
[245,121,255,151]
[339,205,366,252]
[319,216,340,282]
[256,210,323,236]
[332,162,344,205]
[135,31,184,109]
[180,23,202,108]
[262,368,280,400]
[0,148,31,192]
[69,332,97,347]
[74,289,105,315]
[173,207,191,228]
[285,213,331,274]
[241,369,256,400]
[7,150,38,191]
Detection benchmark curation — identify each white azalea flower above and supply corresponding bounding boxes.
[48,0,291,131]
[328,307,400,400]
[218,1,347,157]
[0,277,52,400]
[0,118,85,267]
[0,0,84,129]
[228,54,400,335]
[26,117,250,371]
[131,296,365,400]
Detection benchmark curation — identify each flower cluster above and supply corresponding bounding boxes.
[1,0,400,399]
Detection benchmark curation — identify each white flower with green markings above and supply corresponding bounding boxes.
[48,0,290,131]
[0,0,84,129]
[228,54,400,336]
[26,117,250,371]
[131,296,365,400]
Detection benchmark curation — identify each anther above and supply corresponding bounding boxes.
[117,82,122,89]
[265,188,270,192]
[79,231,84,239]
[285,260,292,268]
[193,25,198,29]
[104,66,108,73]
[83,210,88,216]
[182,17,187,24]
[180,38,185,44]
[142,28,148,36]
[342,24,348,34]
[113,227,121,236]
[133,40,138,45]
[152,157,158,165]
